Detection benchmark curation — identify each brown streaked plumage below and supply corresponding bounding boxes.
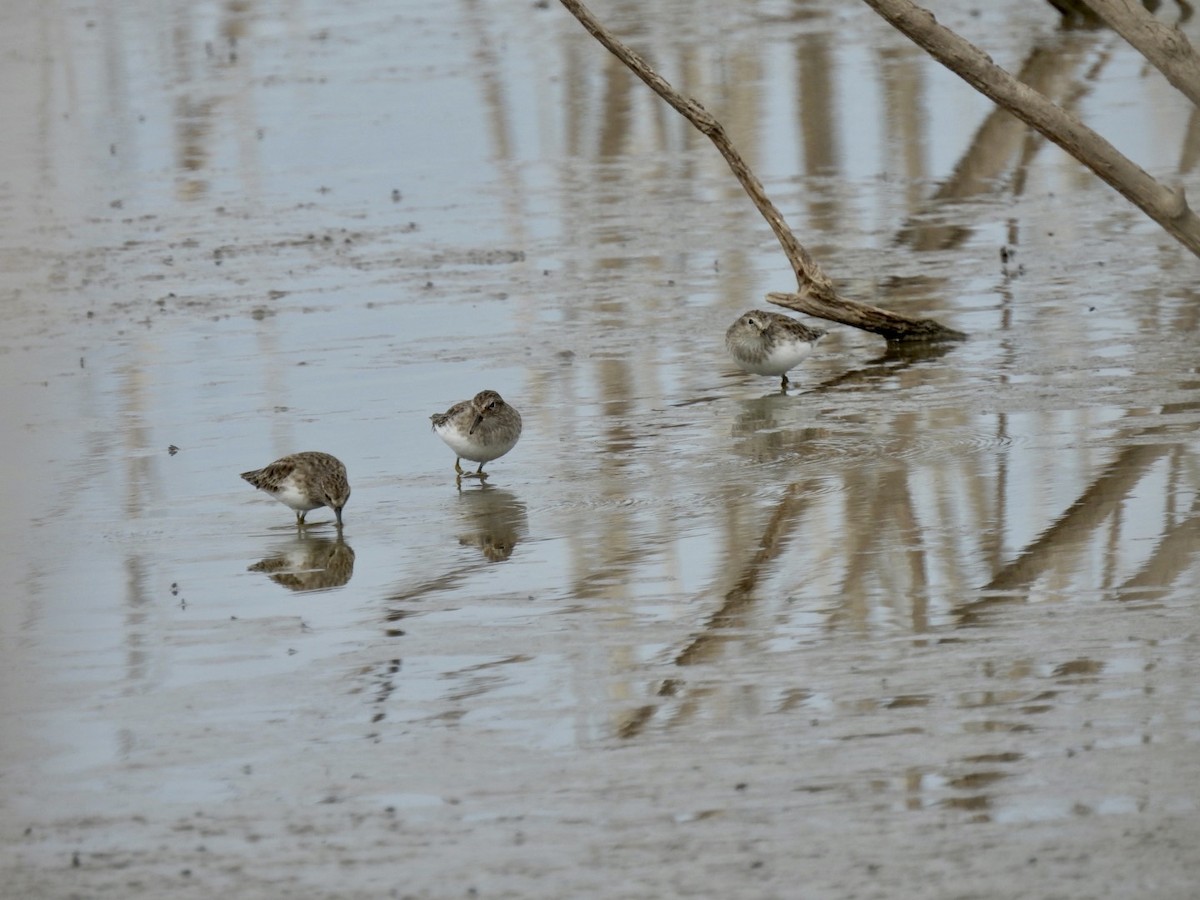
[725,309,827,390]
[240,451,351,527]
[430,390,522,480]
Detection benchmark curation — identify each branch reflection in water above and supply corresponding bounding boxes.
[615,387,1200,741]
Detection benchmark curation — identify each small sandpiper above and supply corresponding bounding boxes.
[241,451,351,528]
[430,390,522,480]
[725,309,826,390]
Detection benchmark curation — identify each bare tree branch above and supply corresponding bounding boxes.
[862,0,1200,258]
[1080,0,1200,107]
[558,0,966,343]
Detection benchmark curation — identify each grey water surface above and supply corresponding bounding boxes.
[1,0,1198,897]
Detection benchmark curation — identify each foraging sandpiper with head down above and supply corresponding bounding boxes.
[241,451,351,527]
[725,309,826,390]
[430,390,522,480]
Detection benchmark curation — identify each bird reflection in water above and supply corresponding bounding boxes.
[730,393,828,464]
[454,485,528,562]
[248,532,356,592]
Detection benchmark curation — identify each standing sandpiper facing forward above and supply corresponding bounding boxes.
[241,451,351,528]
[725,309,826,390]
[431,390,522,480]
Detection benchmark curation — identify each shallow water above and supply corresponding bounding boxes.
[2,0,1199,896]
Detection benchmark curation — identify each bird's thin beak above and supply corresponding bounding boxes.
[468,413,485,435]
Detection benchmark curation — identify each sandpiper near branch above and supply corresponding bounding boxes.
[725,309,826,390]
[241,451,351,527]
[430,390,523,480]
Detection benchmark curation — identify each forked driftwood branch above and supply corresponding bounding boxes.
[862,0,1200,258]
[558,0,967,343]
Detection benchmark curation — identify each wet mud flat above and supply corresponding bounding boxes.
[2,0,1200,897]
